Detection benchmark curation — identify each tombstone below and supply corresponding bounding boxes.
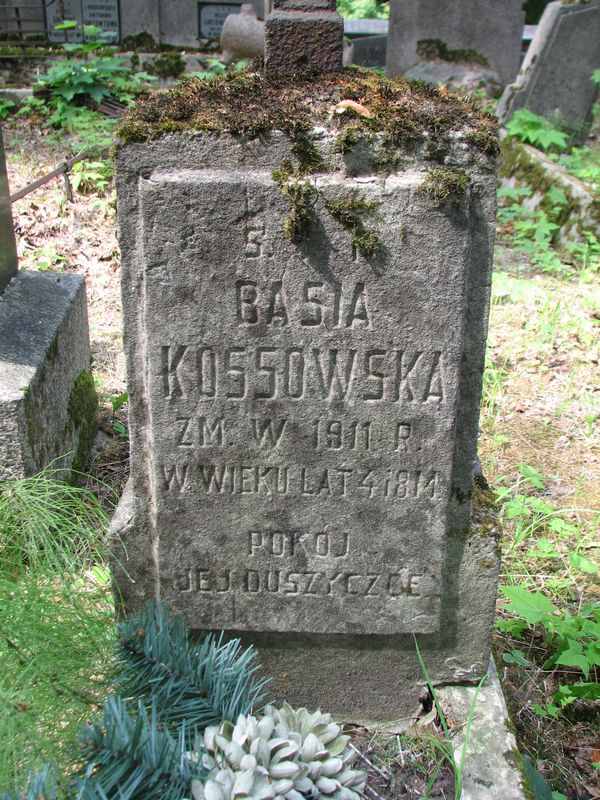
[349,35,387,68]
[111,5,500,720]
[386,0,525,86]
[220,4,265,64]
[47,0,120,43]
[0,129,96,480]
[498,1,600,144]
[118,0,266,46]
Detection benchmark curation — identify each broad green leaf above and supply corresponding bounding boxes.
[503,649,530,667]
[556,644,590,678]
[546,186,567,207]
[518,463,545,489]
[495,618,528,636]
[500,585,557,624]
[548,517,577,537]
[521,755,553,799]
[554,682,600,702]
[527,538,560,559]
[569,551,598,574]
[536,128,568,151]
[54,20,78,30]
[532,702,559,719]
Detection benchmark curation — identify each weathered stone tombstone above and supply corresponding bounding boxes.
[498,0,600,144]
[386,0,525,87]
[112,4,500,720]
[0,129,96,480]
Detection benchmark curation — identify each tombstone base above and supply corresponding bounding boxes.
[0,271,95,480]
[111,480,500,722]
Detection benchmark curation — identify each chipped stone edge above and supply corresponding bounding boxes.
[436,657,529,800]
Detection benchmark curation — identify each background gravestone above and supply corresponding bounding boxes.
[112,41,500,719]
[497,0,600,144]
[0,128,96,480]
[386,0,525,86]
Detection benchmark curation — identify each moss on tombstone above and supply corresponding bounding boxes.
[418,166,470,207]
[333,124,364,154]
[500,137,600,238]
[145,51,186,80]
[416,38,490,67]
[324,191,381,259]
[120,32,159,52]
[116,66,498,160]
[289,135,328,174]
[65,369,98,476]
[272,160,317,242]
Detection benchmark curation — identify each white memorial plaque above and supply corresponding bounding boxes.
[198,2,242,38]
[82,1,120,41]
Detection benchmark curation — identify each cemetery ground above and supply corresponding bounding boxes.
[1,96,599,797]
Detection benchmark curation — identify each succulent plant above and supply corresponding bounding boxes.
[191,703,366,800]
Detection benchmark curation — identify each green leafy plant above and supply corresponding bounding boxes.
[70,159,113,195]
[506,109,568,152]
[498,186,600,277]
[0,98,15,120]
[499,586,600,713]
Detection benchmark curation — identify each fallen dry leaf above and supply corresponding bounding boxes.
[334,99,372,118]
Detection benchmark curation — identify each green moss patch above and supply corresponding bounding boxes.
[145,51,186,80]
[416,38,490,67]
[324,190,381,259]
[418,166,470,206]
[272,160,317,242]
[116,66,498,157]
[66,369,98,476]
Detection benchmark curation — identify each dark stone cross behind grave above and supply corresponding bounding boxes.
[265,0,344,73]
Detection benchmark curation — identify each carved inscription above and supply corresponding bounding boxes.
[159,344,445,403]
[136,173,470,634]
[161,462,439,500]
[176,567,423,598]
[236,280,371,328]
[175,531,425,598]
[173,416,415,454]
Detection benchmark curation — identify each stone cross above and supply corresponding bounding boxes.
[265,0,344,73]
[0,129,18,294]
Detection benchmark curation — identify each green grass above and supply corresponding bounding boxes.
[0,468,115,792]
